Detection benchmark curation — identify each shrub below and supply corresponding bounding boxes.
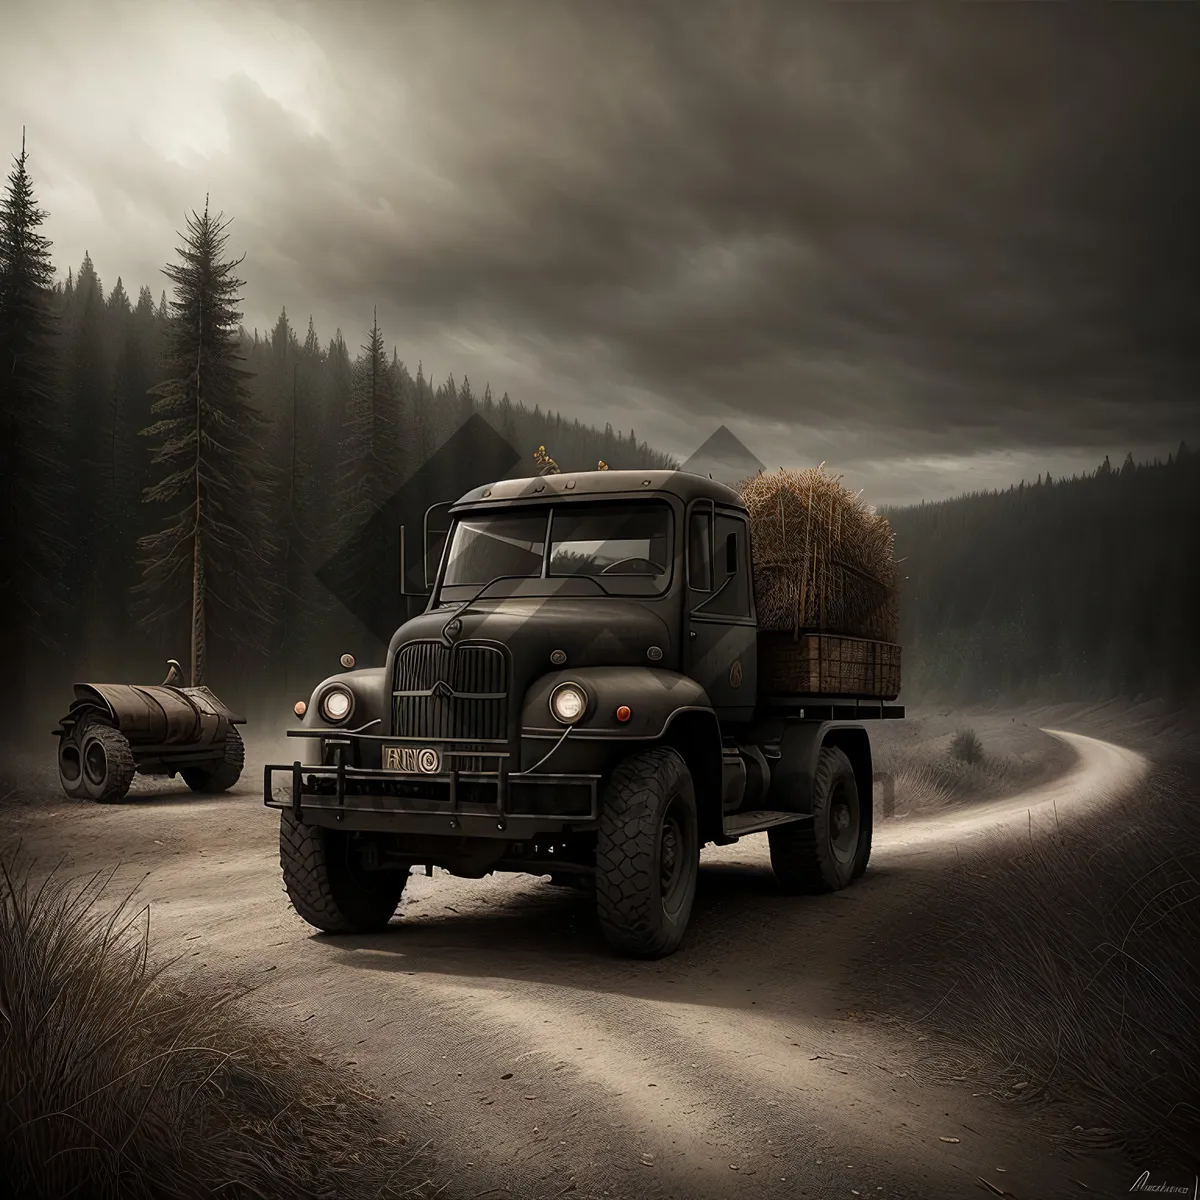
[950,726,984,764]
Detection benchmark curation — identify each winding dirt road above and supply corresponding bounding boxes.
[3,728,1149,1200]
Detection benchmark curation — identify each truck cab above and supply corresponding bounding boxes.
[266,469,902,957]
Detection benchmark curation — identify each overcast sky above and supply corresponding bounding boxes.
[4,0,1198,505]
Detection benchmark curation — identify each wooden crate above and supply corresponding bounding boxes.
[757,631,901,700]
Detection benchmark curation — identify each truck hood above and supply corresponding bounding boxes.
[388,595,675,672]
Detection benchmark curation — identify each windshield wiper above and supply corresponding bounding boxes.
[438,573,611,639]
[439,574,534,640]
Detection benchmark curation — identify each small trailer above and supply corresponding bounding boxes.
[54,661,246,803]
[266,469,902,958]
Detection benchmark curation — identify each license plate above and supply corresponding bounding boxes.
[382,745,441,774]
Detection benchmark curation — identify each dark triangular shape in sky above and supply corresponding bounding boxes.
[678,424,765,487]
[316,413,523,643]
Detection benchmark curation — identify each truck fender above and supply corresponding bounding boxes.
[520,666,724,841]
[767,721,874,821]
[519,666,713,741]
[296,667,389,767]
[766,721,825,815]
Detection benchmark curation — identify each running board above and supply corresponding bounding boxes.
[722,809,812,838]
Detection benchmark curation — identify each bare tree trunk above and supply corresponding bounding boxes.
[190,298,204,686]
[190,531,205,686]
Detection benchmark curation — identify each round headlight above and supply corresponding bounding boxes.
[550,682,587,725]
[320,686,353,723]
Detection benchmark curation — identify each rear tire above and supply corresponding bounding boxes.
[279,812,408,933]
[595,746,699,959]
[182,728,245,793]
[769,745,869,893]
[77,722,136,803]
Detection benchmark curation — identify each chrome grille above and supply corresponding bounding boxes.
[392,641,508,762]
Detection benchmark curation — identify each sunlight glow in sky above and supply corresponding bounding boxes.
[3,0,1195,507]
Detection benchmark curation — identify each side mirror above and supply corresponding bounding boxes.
[423,502,455,590]
[687,500,715,591]
[725,531,738,574]
[399,525,431,597]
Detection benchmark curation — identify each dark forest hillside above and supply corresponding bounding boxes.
[4,136,1197,731]
[21,268,672,718]
[0,142,674,727]
[886,449,1200,707]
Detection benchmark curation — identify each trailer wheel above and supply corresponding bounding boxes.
[181,728,245,794]
[595,746,699,959]
[279,812,408,934]
[769,744,868,893]
[57,731,88,799]
[77,722,136,804]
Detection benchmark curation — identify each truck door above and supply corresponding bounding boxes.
[684,501,757,720]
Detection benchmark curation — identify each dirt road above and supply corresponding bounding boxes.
[2,727,1149,1200]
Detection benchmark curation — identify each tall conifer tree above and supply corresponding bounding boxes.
[0,128,62,687]
[137,201,276,685]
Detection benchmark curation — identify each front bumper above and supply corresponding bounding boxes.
[264,730,601,838]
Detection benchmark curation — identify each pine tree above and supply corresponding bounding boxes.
[0,128,64,688]
[498,390,517,455]
[62,250,114,660]
[458,374,475,427]
[137,201,277,686]
[353,308,400,514]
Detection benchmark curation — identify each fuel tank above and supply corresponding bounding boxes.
[58,683,242,748]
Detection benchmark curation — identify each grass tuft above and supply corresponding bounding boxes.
[950,726,984,765]
[0,850,443,1200]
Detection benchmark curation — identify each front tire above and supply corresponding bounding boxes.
[77,722,136,803]
[769,745,869,893]
[182,728,245,793]
[595,747,699,959]
[279,812,408,933]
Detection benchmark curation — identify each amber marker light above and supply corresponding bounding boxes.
[293,700,307,718]
[615,705,632,722]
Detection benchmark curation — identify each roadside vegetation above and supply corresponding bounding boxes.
[873,763,1200,1169]
[0,852,444,1200]
[873,723,1066,814]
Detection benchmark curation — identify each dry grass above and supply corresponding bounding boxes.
[0,851,445,1200]
[876,764,1200,1169]
[736,465,898,641]
[874,727,1049,814]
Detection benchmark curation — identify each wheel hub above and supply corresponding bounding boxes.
[828,782,859,863]
[660,820,679,891]
[84,740,107,785]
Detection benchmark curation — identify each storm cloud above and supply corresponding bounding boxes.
[3,0,1197,502]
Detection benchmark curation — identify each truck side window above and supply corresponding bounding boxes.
[708,514,752,617]
[687,507,713,591]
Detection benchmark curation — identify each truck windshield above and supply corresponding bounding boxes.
[440,500,673,596]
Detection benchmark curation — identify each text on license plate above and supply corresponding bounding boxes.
[382,745,441,774]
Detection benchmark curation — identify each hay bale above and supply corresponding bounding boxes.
[736,465,898,642]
